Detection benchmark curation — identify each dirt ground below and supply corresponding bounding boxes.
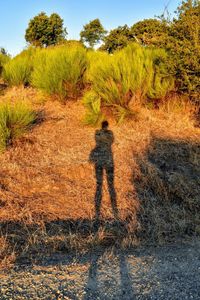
[0,88,200,299]
[0,87,199,225]
[1,239,200,299]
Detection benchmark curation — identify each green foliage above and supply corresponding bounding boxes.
[0,53,10,77]
[146,48,174,99]
[82,90,104,125]
[131,19,169,46]
[0,101,36,151]
[168,0,200,100]
[31,44,87,99]
[85,50,109,83]
[3,48,35,86]
[100,20,169,53]
[25,12,67,47]
[62,40,85,48]
[99,1,199,100]
[84,43,174,123]
[100,25,135,53]
[130,2,200,100]
[80,19,107,48]
[0,48,9,56]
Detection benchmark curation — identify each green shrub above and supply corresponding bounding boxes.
[82,90,104,125]
[0,53,10,77]
[31,44,88,99]
[85,50,109,83]
[145,48,174,99]
[0,101,36,150]
[3,48,35,86]
[84,43,174,123]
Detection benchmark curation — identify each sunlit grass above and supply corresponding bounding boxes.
[31,44,88,100]
[0,100,36,150]
[3,48,35,86]
[84,43,174,123]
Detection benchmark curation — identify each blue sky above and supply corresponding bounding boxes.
[0,0,181,56]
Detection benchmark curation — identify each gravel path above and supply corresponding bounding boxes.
[1,240,200,300]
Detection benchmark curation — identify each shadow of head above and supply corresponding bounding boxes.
[89,121,114,165]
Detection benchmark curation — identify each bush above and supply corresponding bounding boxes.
[166,38,200,101]
[3,48,35,86]
[0,53,10,77]
[145,47,174,99]
[31,44,88,99]
[0,101,36,150]
[82,90,104,125]
[85,50,109,83]
[84,43,174,123]
[168,0,200,101]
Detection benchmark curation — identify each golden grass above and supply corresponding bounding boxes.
[0,87,199,268]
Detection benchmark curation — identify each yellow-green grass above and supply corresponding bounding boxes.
[0,100,36,151]
[3,48,35,86]
[84,43,174,123]
[31,44,88,100]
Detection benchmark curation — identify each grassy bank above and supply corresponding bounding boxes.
[0,87,199,269]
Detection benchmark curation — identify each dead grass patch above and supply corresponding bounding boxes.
[0,87,199,269]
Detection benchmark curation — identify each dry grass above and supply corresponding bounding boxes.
[0,87,199,268]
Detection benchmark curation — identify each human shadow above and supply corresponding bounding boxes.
[89,121,118,220]
[2,237,199,299]
[83,251,100,299]
[118,250,136,299]
[83,248,136,299]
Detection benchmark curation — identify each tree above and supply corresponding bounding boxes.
[172,0,199,47]
[100,25,136,53]
[166,0,200,99]
[131,19,169,46]
[0,49,10,77]
[25,12,67,47]
[80,19,107,48]
[129,2,200,100]
[0,47,7,55]
[100,20,169,53]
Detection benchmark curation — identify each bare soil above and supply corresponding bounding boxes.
[1,239,200,299]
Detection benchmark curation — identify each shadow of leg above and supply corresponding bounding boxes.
[95,165,103,220]
[83,253,99,299]
[106,165,119,219]
[119,251,136,299]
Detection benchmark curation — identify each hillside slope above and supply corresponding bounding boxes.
[0,87,199,266]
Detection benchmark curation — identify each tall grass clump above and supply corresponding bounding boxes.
[3,48,35,86]
[84,43,174,123]
[82,90,104,125]
[145,48,174,100]
[85,50,110,83]
[0,101,36,150]
[0,53,10,77]
[32,44,88,100]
